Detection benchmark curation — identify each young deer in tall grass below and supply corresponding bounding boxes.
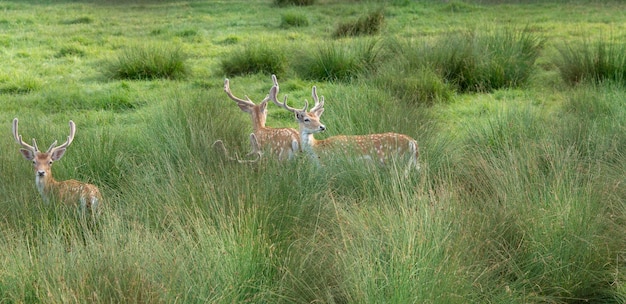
[269,75,420,175]
[221,77,300,161]
[13,118,102,214]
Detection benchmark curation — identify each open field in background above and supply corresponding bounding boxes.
[0,0,624,303]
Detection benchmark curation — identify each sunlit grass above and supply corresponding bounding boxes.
[0,1,624,303]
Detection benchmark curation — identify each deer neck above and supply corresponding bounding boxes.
[35,174,58,203]
[299,130,319,156]
[250,110,266,132]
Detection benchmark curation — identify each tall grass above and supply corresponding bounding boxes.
[2,79,624,304]
[332,8,385,38]
[372,64,454,105]
[220,42,287,78]
[280,12,309,28]
[455,89,625,302]
[555,37,626,86]
[1,1,625,303]
[294,39,382,82]
[331,168,474,303]
[387,28,544,93]
[106,43,188,80]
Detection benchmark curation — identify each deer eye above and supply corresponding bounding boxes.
[304,118,310,123]
[48,161,53,165]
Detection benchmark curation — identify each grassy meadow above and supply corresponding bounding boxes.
[1,0,625,303]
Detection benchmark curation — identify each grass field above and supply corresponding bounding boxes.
[0,0,624,303]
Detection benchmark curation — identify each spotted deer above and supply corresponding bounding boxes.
[13,118,102,214]
[222,77,300,161]
[269,75,420,175]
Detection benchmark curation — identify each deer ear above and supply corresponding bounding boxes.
[313,107,324,117]
[50,148,67,161]
[259,98,268,111]
[237,103,252,113]
[19,149,35,161]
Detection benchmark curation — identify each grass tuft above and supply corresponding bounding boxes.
[554,37,626,86]
[390,28,544,93]
[61,16,93,25]
[280,12,309,28]
[442,0,477,13]
[373,65,454,105]
[274,0,315,6]
[106,43,189,80]
[333,9,385,38]
[55,45,86,58]
[219,42,286,77]
[0,72,41,94]
[295,39,382,82]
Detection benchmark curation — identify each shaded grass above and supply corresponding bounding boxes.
[280,12,309,28]
[387,28,544,93]
[274,0,315,6]
[55,45,86,58]
[555,37,626,86]
[333,8,385,38]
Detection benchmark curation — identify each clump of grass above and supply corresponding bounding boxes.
[333,9,384,38]
[554,37,626,86]
[442,0,476,13]
[391,28,544,93]
[176,28,198,38]
[55,45,86,58]
[61,16,93,25]
[0,72,41,94]
[295,39,382,82]
[280,12,309,28]
[374,66,453,105]
[106,43,188,80]
[217,36,239,45]
[274,0,315,6]
[220,42,286,77]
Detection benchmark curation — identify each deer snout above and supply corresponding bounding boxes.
[37,170,46,177]
[319,125,326,132]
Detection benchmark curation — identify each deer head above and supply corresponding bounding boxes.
[269,74,326,136]
[13,118,75,179]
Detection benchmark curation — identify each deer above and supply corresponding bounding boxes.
[269,75,420,175]
[221,77,300,161]
[12,118,102,215]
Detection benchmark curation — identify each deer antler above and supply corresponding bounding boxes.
[309,86,325,114]
[212,139,260,164]
[224,78,256,108]
[245,133,262,158]
[47,121,75,154]
[12,118,37,152]
[269,75,308,114]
